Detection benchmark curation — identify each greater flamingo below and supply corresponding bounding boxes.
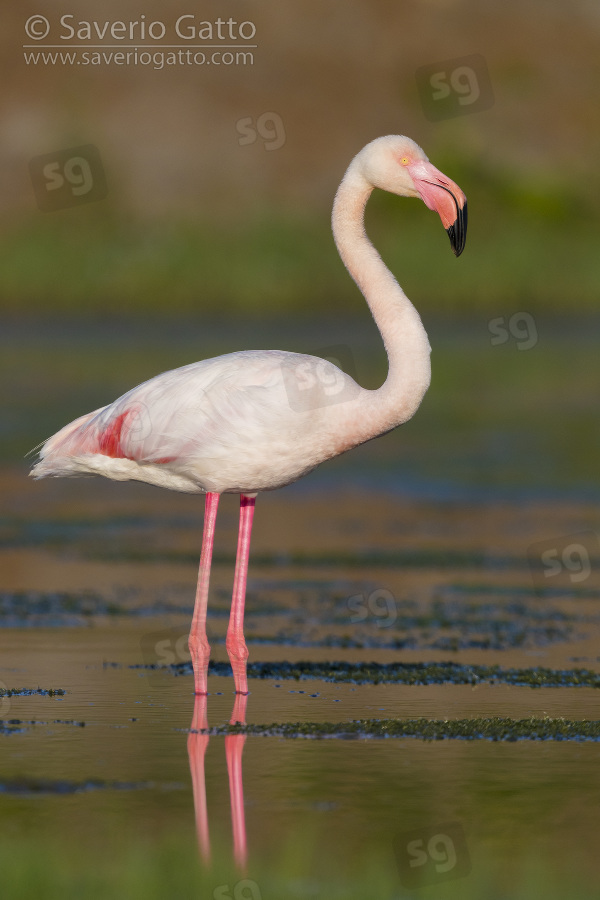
[31,135,467,695]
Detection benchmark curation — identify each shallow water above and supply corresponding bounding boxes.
[1,319,599,897]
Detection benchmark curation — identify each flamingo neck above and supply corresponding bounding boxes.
[331,163,432,443]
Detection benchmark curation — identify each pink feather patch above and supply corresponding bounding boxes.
[96,409,174,464]
[98,411,129,458]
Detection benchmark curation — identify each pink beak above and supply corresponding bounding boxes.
[407,160,468,256]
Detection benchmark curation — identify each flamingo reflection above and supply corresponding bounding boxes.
[187,692,249,869]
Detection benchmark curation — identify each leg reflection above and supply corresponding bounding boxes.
[187,693,211,863]
[187,692,249,870]
[226,693,248,869]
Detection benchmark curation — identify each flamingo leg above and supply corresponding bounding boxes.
[226,494,256,694]
[189,492,220,695]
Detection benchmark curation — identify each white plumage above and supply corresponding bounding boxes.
[31,350,367,494]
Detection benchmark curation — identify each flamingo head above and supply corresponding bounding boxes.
[358,135,468,257]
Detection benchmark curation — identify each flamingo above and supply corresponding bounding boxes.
[31,135,467,696]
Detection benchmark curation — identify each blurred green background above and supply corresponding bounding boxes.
[1,0,599,318]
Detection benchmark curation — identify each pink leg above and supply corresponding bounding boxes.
[226,692,248,869]
[226,494,256,694]
[189,492,220,695]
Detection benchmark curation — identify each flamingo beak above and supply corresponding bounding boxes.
[407,161,468,257]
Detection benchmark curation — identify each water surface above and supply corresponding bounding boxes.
[1,318,598,897]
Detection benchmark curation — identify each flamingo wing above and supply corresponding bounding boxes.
[30,351,359,493]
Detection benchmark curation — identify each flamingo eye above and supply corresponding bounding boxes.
[400,156,410,166]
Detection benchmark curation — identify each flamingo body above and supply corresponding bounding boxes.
[31,350,365,494]
[31,135,467,695]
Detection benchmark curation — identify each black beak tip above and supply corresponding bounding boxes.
[446,200,468,258]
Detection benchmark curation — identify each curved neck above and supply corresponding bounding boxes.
[330,163,431,444]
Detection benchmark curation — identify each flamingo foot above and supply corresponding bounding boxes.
[226,634,249,694]
[188,637,211,695]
